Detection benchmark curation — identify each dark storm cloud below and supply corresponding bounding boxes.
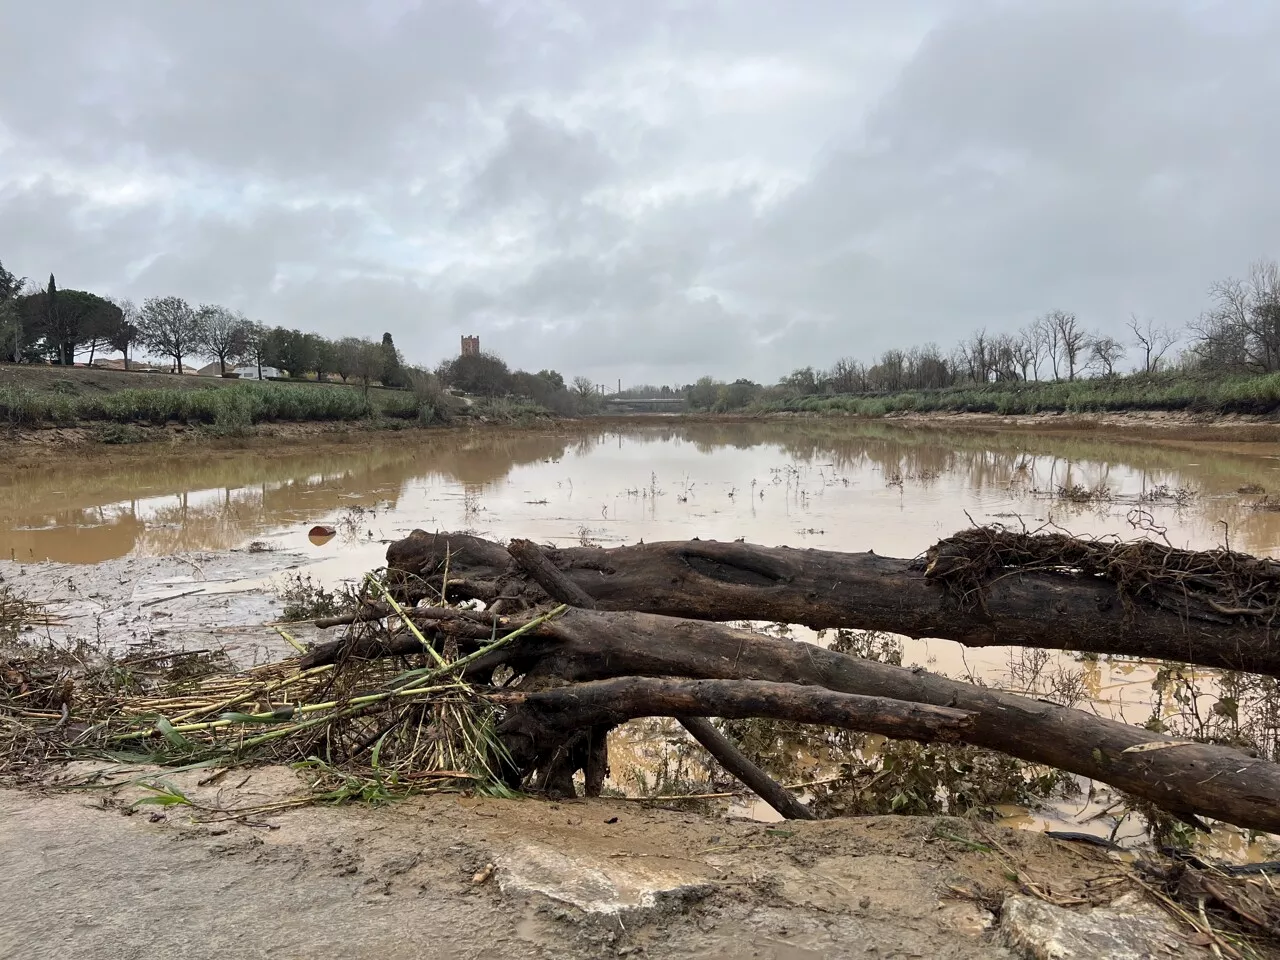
[1,0,1277,383]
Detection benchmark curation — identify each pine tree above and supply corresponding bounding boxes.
[380,331,402,387]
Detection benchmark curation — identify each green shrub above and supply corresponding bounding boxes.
[751,372,1280,418]
[95,423,150,444]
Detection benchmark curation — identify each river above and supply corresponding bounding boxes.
[3,420,1278,854]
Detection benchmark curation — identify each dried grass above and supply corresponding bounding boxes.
[1,574,566,803]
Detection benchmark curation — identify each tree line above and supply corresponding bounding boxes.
[0,260,595,414]
[0,268,408,390]
[680,257,1280,410]
[9,254,1276,413]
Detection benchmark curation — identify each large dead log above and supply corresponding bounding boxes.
[508,536,815,820]
[387,531,1280,677]
[476,608,1280,835]
[494,678,975,753]
[302,604,1280,831]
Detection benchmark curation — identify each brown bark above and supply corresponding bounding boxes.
[304,603,1280,832]
[484,608,1280,835]
[676,716,815,821]
[507,536,814,819]
[496,678,974,744]
[387,531,1280,677]
[495,678,975,822]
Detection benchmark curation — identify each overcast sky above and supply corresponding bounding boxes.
[2,1,1277,385]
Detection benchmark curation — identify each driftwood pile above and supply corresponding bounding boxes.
[299,527,1280,834]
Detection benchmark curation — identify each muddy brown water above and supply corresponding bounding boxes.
[3,420,1279,856]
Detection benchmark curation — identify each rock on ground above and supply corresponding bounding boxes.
[1002,894,1192,960]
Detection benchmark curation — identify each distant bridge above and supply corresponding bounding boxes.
[603,397,689,413]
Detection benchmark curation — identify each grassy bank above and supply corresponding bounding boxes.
[0,380,424,429]
[751,372,1280,418]
[0,364,560,438]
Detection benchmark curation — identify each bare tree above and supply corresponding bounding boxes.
[1011,328,1038,381]
[138,296,198,374]
[913,342,951,389]
[1188,259,1280,372]
[195,304,250,375]
[826,356,861,393]
[1088,335,1126,377]
[990,332,1018,381]
[572,375,596,397]
[958,329,991,383]
[1126,314,1179,374]
[876,349,906,391]
[1040,313,1062,380]
[1024,319,1048,381]
[1046,310,1086,380]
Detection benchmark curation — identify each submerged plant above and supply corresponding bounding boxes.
[275,573,355,622]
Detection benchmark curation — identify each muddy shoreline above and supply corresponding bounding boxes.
[4,407,1280,462]
[0,766,1205,960]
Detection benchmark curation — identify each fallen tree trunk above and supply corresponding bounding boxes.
[386,531,1280,677]
[306,603,1280,832]
[494,677,976,754]
[472,608,1280,834]
[507,536,817,820]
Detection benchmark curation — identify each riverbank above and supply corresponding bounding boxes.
[751,372,1280,419]
[3,770,1177,960]
[10,406,1280,460]
[883,408,1280,443]
[10,363,1280,451]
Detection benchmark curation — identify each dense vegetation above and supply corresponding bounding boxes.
[671,256,1280,416]
[752,371,1280,417]
[0,380,419,431]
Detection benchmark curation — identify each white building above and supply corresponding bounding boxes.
[232,365,282,380]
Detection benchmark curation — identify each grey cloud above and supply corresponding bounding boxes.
[2,0,1278,384]
[130,203,375,308]
[726,0,1280,352]
[464,107,616,214]
[0,1,502,183]
[0,180,160,290]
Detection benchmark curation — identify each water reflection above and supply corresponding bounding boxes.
[6,423,1280,565]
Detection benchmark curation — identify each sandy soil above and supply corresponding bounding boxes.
[878,408,1280,442]
[0,763,1198,960]
[0,420,471,470]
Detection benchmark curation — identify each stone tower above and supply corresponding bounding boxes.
[461,335,480,357]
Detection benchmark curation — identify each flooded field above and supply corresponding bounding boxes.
[3,420,1279,852]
